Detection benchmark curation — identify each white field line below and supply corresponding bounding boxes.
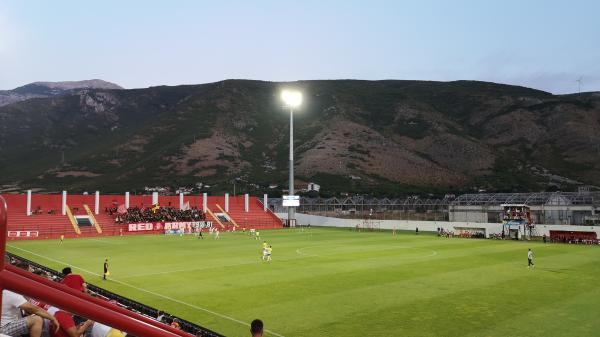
[8,245,286,337]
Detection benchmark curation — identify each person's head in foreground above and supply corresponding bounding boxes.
[250,319,263,337]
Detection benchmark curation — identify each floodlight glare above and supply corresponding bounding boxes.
[281,90,302,108]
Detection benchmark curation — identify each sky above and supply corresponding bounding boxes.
[1,0,599,94]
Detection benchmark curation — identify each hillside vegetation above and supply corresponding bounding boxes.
[0,79,599,195]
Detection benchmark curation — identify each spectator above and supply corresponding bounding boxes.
[13,260,30,271]
[171,318,182,330]
[1,289,60,337]
[90,322,125,337]
[250,319,263,337]
[49,308,93,337]
[33,270,52,281]
[61,267,88,293]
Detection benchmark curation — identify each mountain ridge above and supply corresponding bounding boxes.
[0,79,598,195]
[0,79,122,107]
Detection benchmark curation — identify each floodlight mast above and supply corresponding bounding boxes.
[281,90,302,226]
[288,106,295,226]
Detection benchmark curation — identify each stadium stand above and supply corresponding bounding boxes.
[0,193,283,240]
[226,197,282,230]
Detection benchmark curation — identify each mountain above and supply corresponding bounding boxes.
[0,79,599,195]
[0,80,123,107]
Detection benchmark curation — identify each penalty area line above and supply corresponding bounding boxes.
[7,245,286,337]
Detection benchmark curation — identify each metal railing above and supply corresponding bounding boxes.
[0,195,224,337]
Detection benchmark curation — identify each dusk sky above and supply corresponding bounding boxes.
[1,0,599,94]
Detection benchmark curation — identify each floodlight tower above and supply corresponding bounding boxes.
[281,89,302,226]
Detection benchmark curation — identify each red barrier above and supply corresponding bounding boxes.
[6,265,190,337]
[0,195,193,337]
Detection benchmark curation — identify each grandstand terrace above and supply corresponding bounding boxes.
[1,192,282,240]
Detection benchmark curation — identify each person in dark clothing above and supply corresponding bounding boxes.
[250,319,263,337]
[103,259,109,280]
[415,227,419,235]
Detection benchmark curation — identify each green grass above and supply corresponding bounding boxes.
[7,228,600,337]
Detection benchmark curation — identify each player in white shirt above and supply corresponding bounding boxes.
[527,248,534,268]
[262,247,268,261]
[215,229,220,239]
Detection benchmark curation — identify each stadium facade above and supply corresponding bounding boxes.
[270,191,600,226]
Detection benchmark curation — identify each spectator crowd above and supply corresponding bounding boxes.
[106,206,205,224]
[1,257,126,337]
[1,256,221,337]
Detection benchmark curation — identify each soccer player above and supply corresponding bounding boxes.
[261,241,268,261]
[60,235,64,244]
[215,229,220,240]
[255,231,260,240]
[527,249,534,268]
[261,246,268,261]
[266,245,272,262]
[103,259,109,280]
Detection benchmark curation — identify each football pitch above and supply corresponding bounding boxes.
[7,228,600,337]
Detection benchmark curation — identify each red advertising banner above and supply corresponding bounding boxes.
[8,231,39,238]
[127,221,213,232]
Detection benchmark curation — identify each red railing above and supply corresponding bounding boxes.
[0,195,194,337]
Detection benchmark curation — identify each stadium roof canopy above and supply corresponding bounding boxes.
[271,196,454,207]
[451,192,600,206]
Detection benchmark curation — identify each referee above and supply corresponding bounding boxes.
[103,258,109,280]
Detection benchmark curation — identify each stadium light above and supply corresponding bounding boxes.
[281,90,302,108]
[281,89,302,227]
